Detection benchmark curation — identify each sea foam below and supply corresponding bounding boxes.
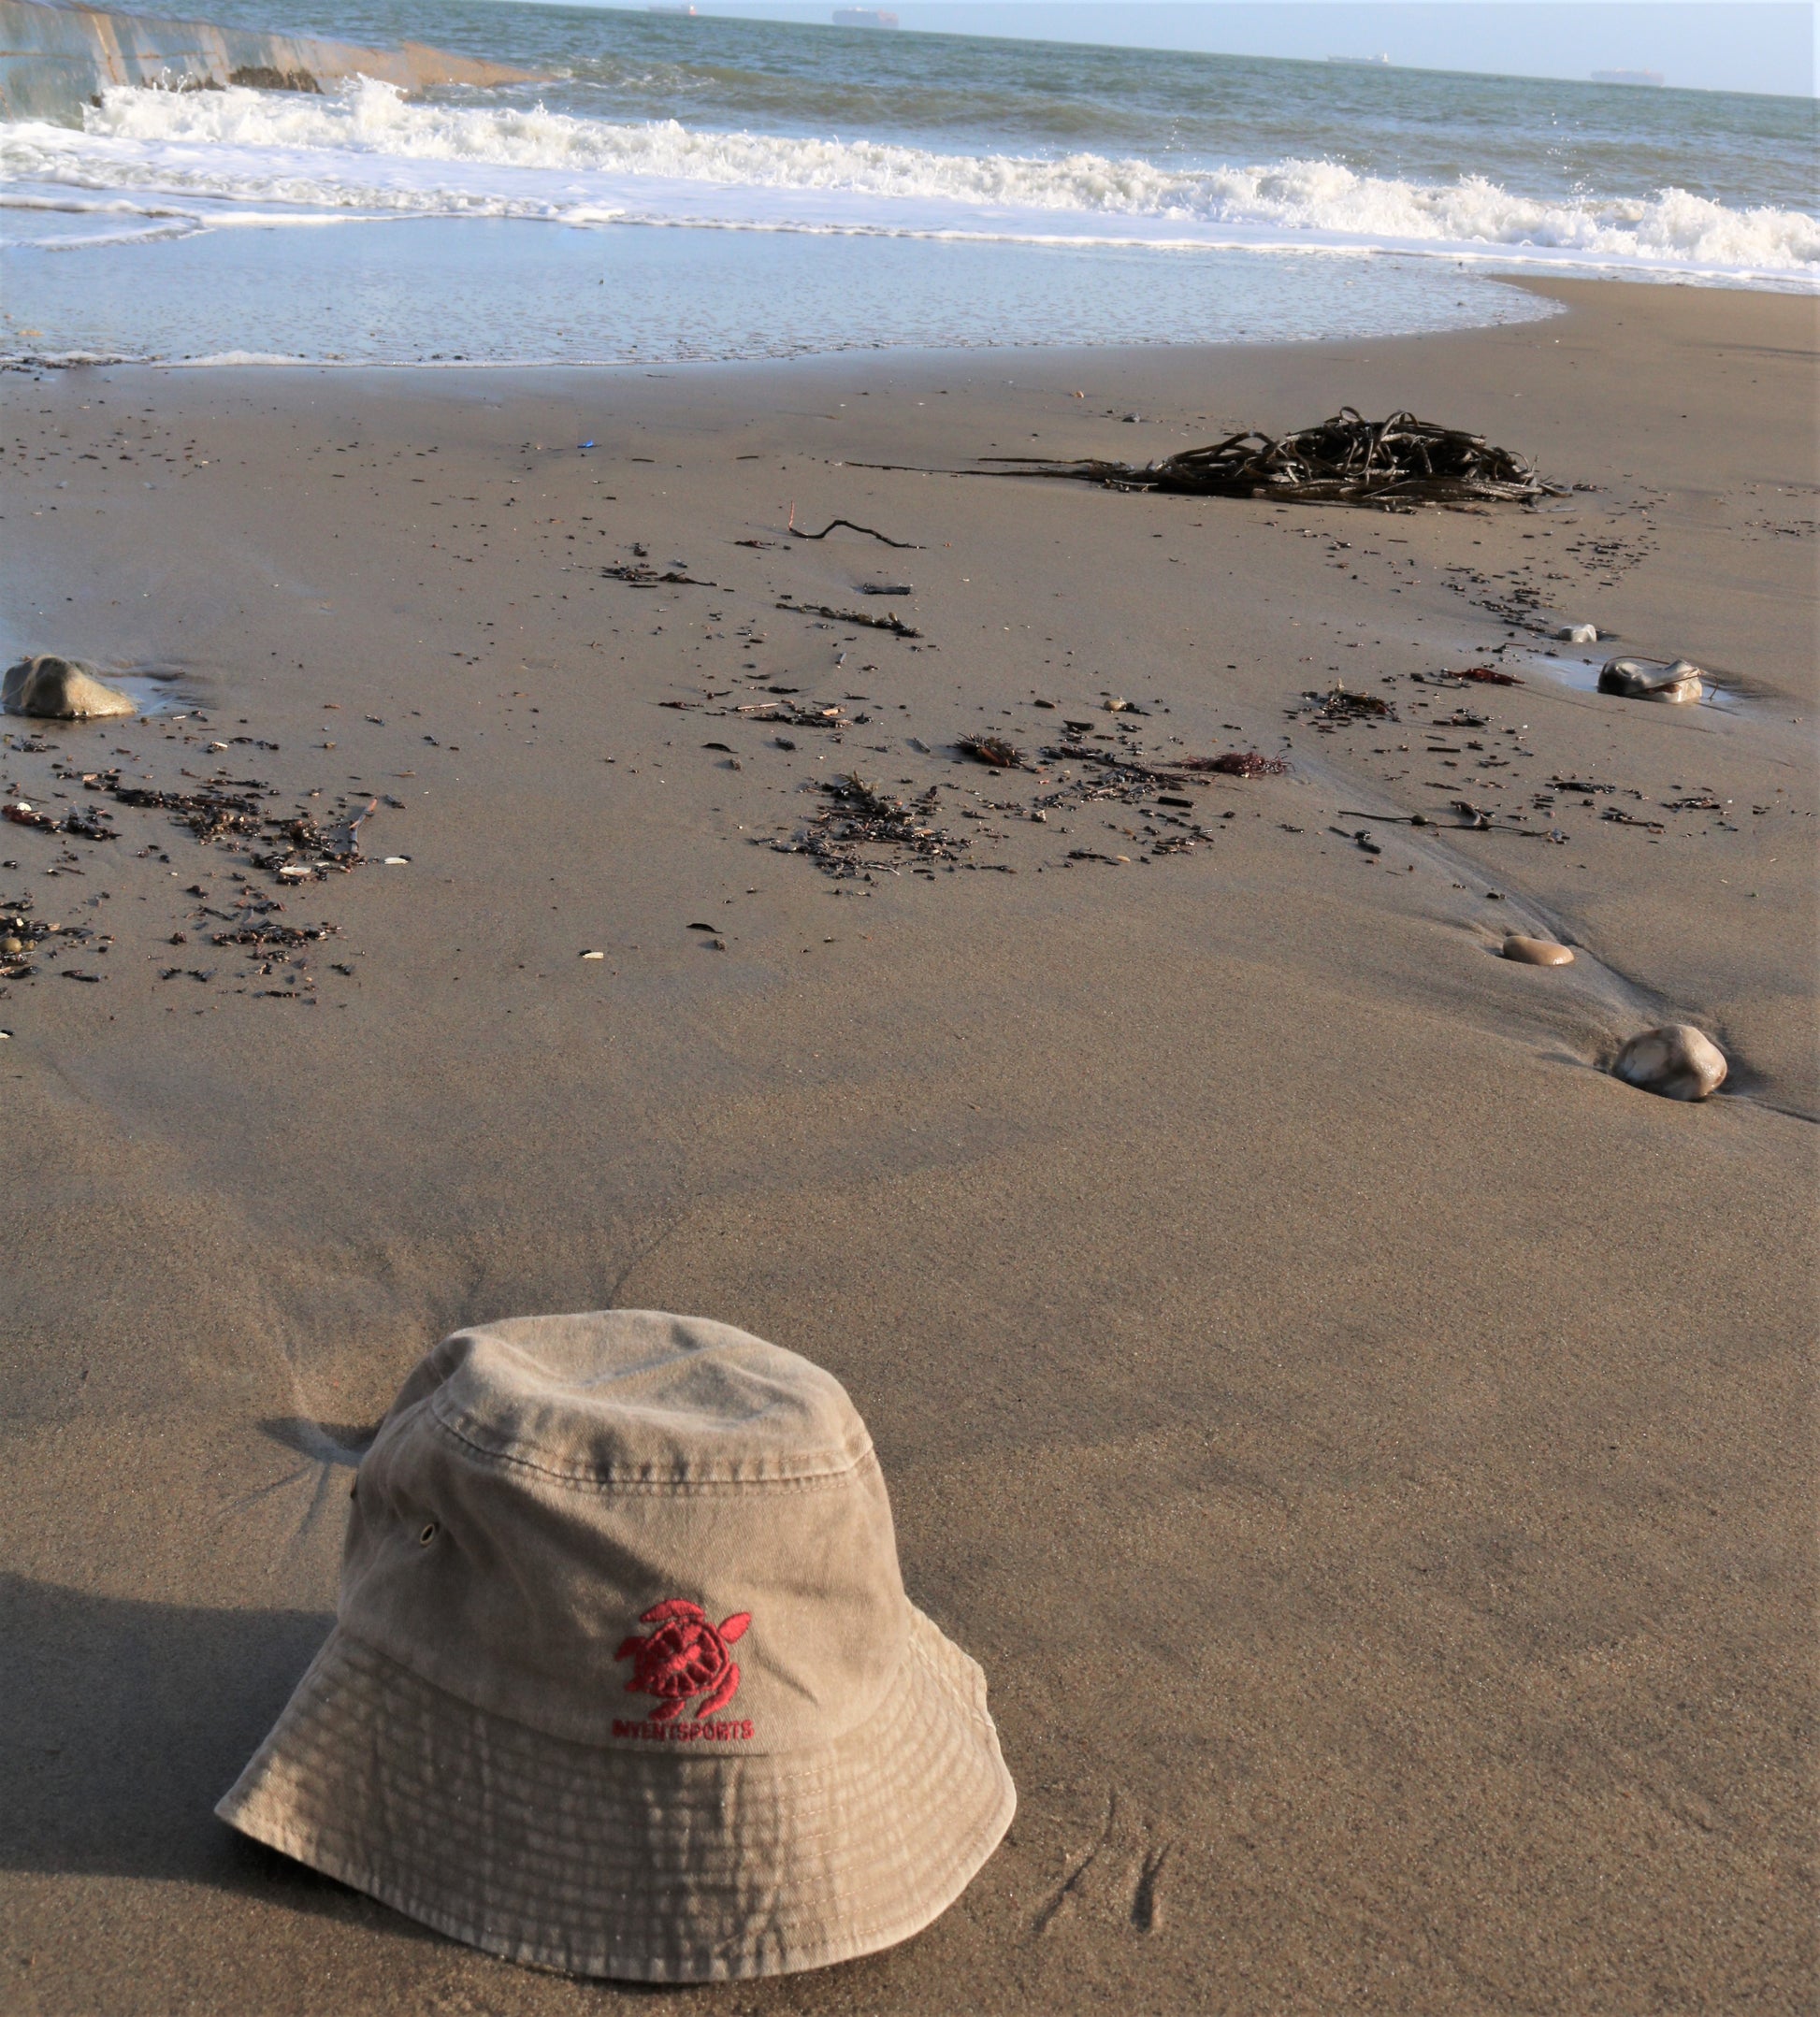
[1,79,1813,281]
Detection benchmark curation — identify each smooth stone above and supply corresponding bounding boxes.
[1503,934,1573,966]
[1597,656,1704,704]
[2,654,136,719]
[1555,623,1599,643]
[1613,1024,1727,1102]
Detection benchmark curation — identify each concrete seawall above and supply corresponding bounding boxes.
[0,0,535,122]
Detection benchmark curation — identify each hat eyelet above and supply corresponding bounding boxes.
[418,1521,439,1547]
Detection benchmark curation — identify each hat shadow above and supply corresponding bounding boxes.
[0,1571,415,1927]
[2,1571,917,1996]
[258,1415,381,1465]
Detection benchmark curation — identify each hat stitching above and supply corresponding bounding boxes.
[232,1819,996,1982]
[225,1631,1011,1969]
[426,1409,877,1494]
[233,1619,992,1818]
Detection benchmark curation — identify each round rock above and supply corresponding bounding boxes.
[1596,656,1704,705]
[3,655,136,720]
[1502,934,1573,966]
[1555,623,1599,643]
[1613,1025,1727,1102]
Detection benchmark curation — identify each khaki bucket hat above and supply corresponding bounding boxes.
[217,1311,1015,1981]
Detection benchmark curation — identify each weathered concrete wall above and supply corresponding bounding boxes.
[0,0,534,122]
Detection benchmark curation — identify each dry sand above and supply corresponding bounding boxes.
[2,279,1813,2014]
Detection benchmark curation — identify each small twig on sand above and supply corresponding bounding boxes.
[787,507,921,549]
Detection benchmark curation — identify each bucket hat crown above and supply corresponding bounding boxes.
[219,1311,1016,1981]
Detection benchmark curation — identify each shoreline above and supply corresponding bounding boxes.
[0,225,1567,376]
[3,227,1808,381]
[2,275,1813,2014]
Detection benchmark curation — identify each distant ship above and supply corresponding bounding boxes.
[1591,69,1665,86]
[646,4,698,13]
[833,7,899,25]
[1326,54,1390,66]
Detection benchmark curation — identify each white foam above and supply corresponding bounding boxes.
[0,79,1811,281]
[170,349,315,366]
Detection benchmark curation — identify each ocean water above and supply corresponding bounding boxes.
[1,2,1813,366]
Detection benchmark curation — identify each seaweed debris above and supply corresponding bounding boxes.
[0,896,58,978]
[1550,777,1632,797]
[1301,684,1396,724]
[1177,750,1290,778]
[7,767,391,881]
[209,912,339,951]
[737,697,851,732]
[602,563,720,587]
[98,778,266,846]
[1044,745,1201,793]
[1028,747,1223,854]
[778,773,967,878]
[958,735,1027,769]
[4,799,118,841]
[963,411,1563,509]
[774,598,922,639]
[1448,665,1524,685]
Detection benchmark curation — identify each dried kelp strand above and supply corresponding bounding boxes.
[962,410,1563,509]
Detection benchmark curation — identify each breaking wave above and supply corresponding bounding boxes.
[1,78,1813,279]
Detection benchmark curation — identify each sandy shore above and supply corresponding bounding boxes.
[2,279,1813,2014]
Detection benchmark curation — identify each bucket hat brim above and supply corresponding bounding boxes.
[218,1605,1015,1982]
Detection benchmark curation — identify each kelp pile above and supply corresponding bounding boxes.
[983,410,1562,510]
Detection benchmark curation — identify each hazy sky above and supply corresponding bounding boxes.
[694,4,1820,97]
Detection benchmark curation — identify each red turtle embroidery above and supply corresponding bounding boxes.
[615,1600,751,1722]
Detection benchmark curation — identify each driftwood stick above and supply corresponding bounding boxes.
[787,510,921,549]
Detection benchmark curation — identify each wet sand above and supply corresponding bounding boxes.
[2,278,1813,2014]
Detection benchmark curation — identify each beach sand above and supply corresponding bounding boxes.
[2,278,1813,2013]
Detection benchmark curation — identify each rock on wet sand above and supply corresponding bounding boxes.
[1502,934,1574,966]
[1597,656,1704,705]
[3,655,136,720]
[1613,1025,1728,1101]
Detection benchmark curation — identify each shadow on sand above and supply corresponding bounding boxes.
[0,1570,442,1939]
